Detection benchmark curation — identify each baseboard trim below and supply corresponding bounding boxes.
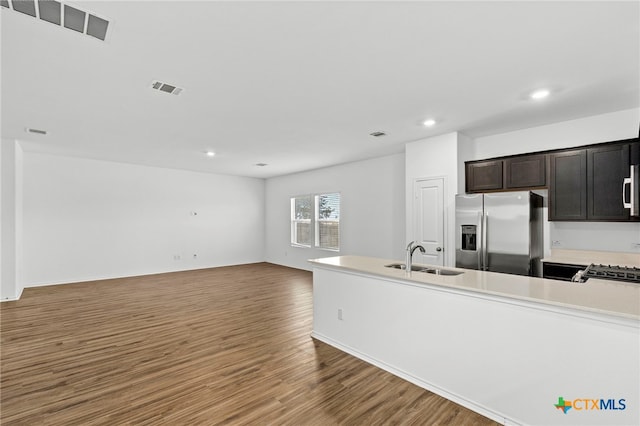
[1,286,23,302]
[22,262,270,289]
[310,331,519,426]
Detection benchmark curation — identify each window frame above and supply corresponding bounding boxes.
[314,192,340,251]
[290,192,341,251]
[290,195,312,248]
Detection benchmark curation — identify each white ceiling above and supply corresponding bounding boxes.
[2,1,639,178]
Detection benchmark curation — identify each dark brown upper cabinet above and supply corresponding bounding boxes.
[505,154,546,189]
[466,153,546,193]
[587,144,630,221]
[548,141,637,221]
[464,137,639,222]
[465,160,503,192]
[549,150,587,221]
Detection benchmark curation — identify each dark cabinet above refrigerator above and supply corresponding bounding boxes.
[464,137,640,222]
[465,153,546,193]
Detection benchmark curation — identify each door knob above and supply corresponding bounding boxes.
[436,247,443,252]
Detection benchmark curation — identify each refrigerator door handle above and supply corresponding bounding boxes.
[631,166,638,216]
[623,177,631,209]
[482,212,488,271]
[477,211,483,269]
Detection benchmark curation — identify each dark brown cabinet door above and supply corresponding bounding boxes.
[466,160,503,192]
[549,150,587,220]
[505,154,546,189]
[587,144,629,220]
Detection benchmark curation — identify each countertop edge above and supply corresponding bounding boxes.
[309,256,640,323]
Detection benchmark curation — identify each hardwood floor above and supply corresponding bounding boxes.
[1,263,499,425]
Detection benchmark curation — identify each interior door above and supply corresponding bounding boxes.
[413,178,445,266]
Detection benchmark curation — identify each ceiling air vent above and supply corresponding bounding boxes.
[86,14,109,40]
[4,1,111,41]
[12,0,37,17]
[370,131,387,137]
[151,81,183,96]
[39,0,61,25]
[26,128,48,135]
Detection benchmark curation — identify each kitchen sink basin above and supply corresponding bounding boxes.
[385,263,427,272]
[384,263,463,276]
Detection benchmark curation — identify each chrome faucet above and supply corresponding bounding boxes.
[405,241,426,272]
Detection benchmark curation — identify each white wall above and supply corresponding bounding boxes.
[22,152,265,286]
[1,139,15,300]
[406,132,462,267]
[456,132,475,194]
[473,108,640,254]
[265,154,405,271]
[473,108,639,159]
[1,139,23,301]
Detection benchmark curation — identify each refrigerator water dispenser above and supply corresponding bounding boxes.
[461,225,477,251]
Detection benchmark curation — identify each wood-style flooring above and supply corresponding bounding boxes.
[1,263,499,425]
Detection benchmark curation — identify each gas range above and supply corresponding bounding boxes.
[572,264,640,284]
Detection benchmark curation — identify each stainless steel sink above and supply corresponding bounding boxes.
[423,268,463,276]
[385,263,426,272]
[384,263,463,276]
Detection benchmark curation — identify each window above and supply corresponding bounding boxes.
[315,193,340,250]
[291,193,340,250]
[291,196,312,247]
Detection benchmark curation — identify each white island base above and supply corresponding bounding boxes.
[310,256,639,426]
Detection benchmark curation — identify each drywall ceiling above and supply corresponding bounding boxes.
[2,1,639,178]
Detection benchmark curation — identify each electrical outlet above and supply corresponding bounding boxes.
[193,254,197,259]
[552,240,562,247]
[173,255,181,260]
[338,308,343,321]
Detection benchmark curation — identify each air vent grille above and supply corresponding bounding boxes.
[26,128,48,135]
[38,0,61,25]
[12,0,36,17]
[86,14,108,40]
[151,80,183,96]
[4,0,110,41]
[63,4,85,33]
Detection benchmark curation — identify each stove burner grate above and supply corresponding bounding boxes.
[581,264,640,284]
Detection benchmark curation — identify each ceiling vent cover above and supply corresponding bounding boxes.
[26,127,48,135]
[3,1,111,41]
[151,81,183,95]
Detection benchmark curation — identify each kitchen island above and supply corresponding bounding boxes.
[309,255,639,426]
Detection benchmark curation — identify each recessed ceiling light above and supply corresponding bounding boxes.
[423,119,436,127]
[530,89,550,100]
[206,151,215,157]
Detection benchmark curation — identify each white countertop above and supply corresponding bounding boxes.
[542,248,640,267]
[309,255,640,320]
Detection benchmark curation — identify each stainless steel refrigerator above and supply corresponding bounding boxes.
[455,191,543,277]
